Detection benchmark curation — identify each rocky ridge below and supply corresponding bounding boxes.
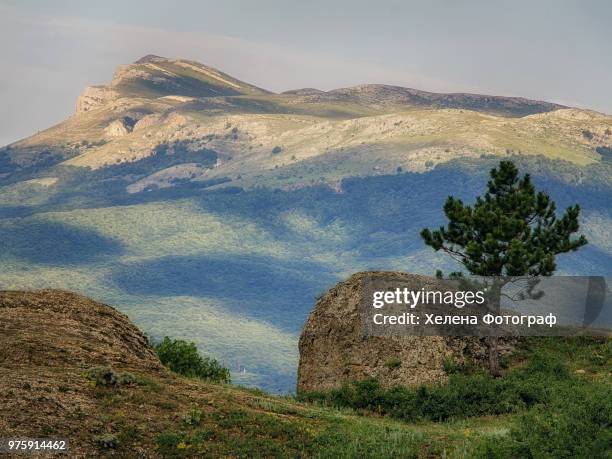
[4,54,610,192]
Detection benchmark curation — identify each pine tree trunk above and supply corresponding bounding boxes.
[487,336,501,377]
[486,278,502,377]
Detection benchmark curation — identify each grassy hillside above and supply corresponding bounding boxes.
[2,289,609,458]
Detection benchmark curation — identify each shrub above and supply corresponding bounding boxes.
[596,145,612,160]
[384,358,402,369]
[85,366,137,388]
[154,337,230,383]
[442,357,476,375]
[182,407,203,426]
[507,386,612,458]
[156,431,185,456]
[300,367,552,422]
[94,433,119,449]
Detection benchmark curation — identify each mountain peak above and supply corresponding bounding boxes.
[74,55,271,112]
[134,54,169,64]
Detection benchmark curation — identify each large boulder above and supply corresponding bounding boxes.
[297,272,490,393]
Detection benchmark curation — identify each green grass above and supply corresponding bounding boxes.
[298,337,612,458]
[139,335,610,458]
[146,382,521,458]
[72,336,610,458]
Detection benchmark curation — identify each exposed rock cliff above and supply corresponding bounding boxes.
[75,85,118,113]
[297,272,493,393]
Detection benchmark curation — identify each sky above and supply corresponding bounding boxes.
[1,0,611,146]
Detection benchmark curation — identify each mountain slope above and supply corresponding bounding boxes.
[3,54,609,187]
[296,83,565,116]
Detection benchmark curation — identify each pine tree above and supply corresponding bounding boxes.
[421,160,587,375]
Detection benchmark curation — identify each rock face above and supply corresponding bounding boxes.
[75,85,118,113]
[103,118,135,138]
[297,272,489,393]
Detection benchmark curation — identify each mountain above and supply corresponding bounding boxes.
[78,54,270,112]
[2,54,605,181]
[0,56,610,391]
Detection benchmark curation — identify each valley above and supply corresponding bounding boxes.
[1,55,610,392]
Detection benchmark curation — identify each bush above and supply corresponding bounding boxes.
[85,366,137,388]
[507,387,612,458]
[384,358,402,369]
[182,407,203,426]
[94,433,119,449]
[156,431,185,456]
[442,357,476,375]
[154,337,230,383]
[596,145,612,160]
[299,364,555,422]
[271,146,283,154]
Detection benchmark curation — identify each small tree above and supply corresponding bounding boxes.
[421,160,587,375]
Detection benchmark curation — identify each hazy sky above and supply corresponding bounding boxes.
[1,0,611,146]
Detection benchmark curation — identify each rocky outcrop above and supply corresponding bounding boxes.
[297,272,492,393]
[133,113,162,131]
[103,117,135,138]
[0,289,162,370]
[75,85,118,113]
